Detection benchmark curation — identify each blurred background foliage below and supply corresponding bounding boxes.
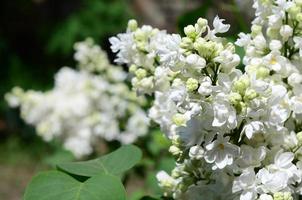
[0,0,252,199]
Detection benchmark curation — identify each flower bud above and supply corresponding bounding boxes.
[134,29,145,41]
[297,132,302,145]
[251,25,262,36]
[180,37,193,49]
[244,89,258,101]
[186,54,206,70]
[297,13,302,22]
[295,0,302,6]
[195,18,208,33]
[172,135,182,147]
[256,67,270,79]
[189,145,204,160]
[233,77,250,95]
[127,19,138,31]
[172,113,187,126]
[280,25,293,41]
[229,92,242,105]
[269,40,282,51]
[135,68,147,79]
[273,192,293,200]
[267,28,279,39]
[129,64,137,73]
[197,18,208,28]
[186,78,199,92]
[184,25,197,38]
[140,77,154,89]
[259,194,273,200]
[288,5,301,18]
[169,145,182,156]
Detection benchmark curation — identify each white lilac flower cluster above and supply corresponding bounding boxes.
[110,0,302,199]
[5,38,149,158]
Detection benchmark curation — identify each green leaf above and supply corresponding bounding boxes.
[146,171,162,195]
[43,149,74,167]
[147,129,171,156]
[139,196,161,200]
[57,145,142,177]
[24,171,126,200]
[158,158,175,173]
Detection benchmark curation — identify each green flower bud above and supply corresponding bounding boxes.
[171,168,181,178]
[136,41,146,51]
[197,18,208,28]
[129,64,137,73]
[180,37,193,49]
[172,135,182,147]
[289,5,301,18]
[295,0,302,6]
[140,77,154,89]
[225,42,236,53]
[172,113,187,126]
[251,25,262,36]
[256,66,270,78]
[239,102,247,114]
[135,68,147,79]
[195,18,208,34]
[127,19,138,31]
[273,192,293,200]
[244,89,258,101]
[229,92,242,105]
[194,39,220,59]
[297,13,302,22]
[134,29,145,41]
[184,25,197,38]
[169,145,182,156]
[151,28,159,36]
[233,77,250,95]
[260,0,271,5]
[267,28,279,39]
[186,78,199,92]
[297,131,302,145]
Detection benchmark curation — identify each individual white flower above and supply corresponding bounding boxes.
[232,168,258,200]
[212,15,231,34]
[212,98,237,129]
[257,168,289,193]
[198,77,212,96]
[236,145,266,168]
[236,33,252,48]
[205,134,239,169]
[293,37,302,56]
[214,49,240,73]
[185,54,206,71]
[269,151,301,183]
[242,121,264,139]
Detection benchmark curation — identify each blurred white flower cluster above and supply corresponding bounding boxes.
[6,38,149,158]
[110,0,302,199]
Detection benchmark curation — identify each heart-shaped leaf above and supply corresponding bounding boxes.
[57,145,142,177]
[24,171,126,200]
